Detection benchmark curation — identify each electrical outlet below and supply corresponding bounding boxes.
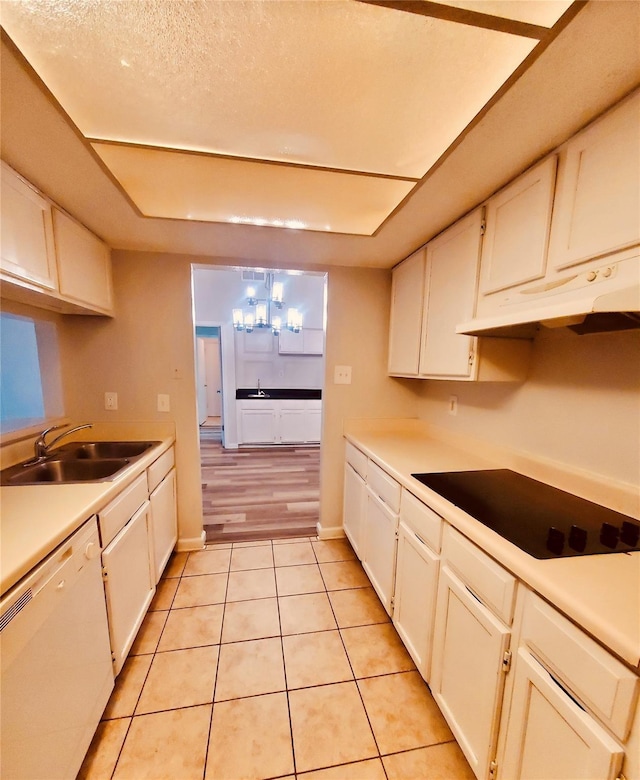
[448,395,458,416]
[334,365,352,385]
[104,392,118,411]
[157,394,170,412]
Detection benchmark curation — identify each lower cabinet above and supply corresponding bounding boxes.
[237,399,322,444]
[101,500,155,675]
[393,490,442,682]
[147,447,178,584]
[363,489,398,614]
[341,441,640,780]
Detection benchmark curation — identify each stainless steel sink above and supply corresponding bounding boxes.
[5,458,130,485]
[0,440,160,485]
[56,440,157,460]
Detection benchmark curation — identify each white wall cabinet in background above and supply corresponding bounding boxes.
[278,327,324,355]
[548,90,640,271]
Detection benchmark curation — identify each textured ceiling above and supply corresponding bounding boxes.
[0,0,573,235]
[1,1,639,268]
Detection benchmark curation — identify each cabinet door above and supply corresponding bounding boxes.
[304,404,322,443]
[280,408,306,443]
[363,490,398,614]
[393,521,439,682]
[501,649,624,780]
[388,248,426,376]
[419,211,482,379]
[149,469,177,584]
[239,408,277,443]
[343,462,366,559]
[431,566,510,779]
[480,156,557,295]
[548,91,640,270]
[0,161,57,290]
[52,209,113,312]
[102,502,155,675]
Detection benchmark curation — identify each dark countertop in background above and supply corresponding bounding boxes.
[236,388,322,400]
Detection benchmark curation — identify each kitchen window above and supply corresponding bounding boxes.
[0,311,64,434]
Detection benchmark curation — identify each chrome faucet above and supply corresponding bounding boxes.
[33,423,93,460]
[256,379,266,397]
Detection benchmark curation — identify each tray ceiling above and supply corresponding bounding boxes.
[0,0,574,236]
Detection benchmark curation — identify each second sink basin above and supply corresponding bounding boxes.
[7,458,129,485]
[58,441,157,460]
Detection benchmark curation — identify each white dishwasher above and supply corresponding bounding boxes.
[0,517,114,779]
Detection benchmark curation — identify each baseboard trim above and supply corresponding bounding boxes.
[176,530,206,552]
[316,522,346,540]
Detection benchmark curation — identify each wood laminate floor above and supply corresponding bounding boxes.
[200,427,320,544]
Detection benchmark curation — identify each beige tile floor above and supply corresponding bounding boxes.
[79,537,475,780]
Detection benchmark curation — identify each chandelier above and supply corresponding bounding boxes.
[232,273,303,335]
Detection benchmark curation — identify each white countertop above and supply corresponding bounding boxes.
[0,435,174,597]
[345,421,640,670]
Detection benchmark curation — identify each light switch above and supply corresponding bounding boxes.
[157,394,170,412]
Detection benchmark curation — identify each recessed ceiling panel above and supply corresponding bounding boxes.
[2,0,536,178]
[91,143,416,235]
[428,0,574,27]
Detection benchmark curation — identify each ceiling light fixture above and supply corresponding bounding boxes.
[233,273,303,336]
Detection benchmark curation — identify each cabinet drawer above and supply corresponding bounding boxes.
[99,473,148,547]
[400,490,442,554]
[520,591,638,740]
[367,460,401,514]
[147,447,175,493]
[442,525,516,624]
[345,442,367,480]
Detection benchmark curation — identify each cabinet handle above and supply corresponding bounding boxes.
[414,531,428,548]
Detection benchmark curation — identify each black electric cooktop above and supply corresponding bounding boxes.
[411,469,640,559]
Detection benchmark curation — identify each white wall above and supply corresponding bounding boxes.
[412,326,640,487]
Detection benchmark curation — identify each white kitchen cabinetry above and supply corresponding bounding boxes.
[0,161,58,291]
[343,442,368,559]
[548,90,640,271]
[393,489,442,682]
[479,156,557,296]
[363,460,401,614]
[52,208,113,314]
[388,211,530,381]
[431,526,517,780]
[99,474,155,675]
[0,161,113,316]
[147,447,177,584]
[498,590,638,780]
[388,248,426,376]
[237,399,322,444]
[278,328,324,355]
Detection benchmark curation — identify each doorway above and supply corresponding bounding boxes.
[192,265,326,544]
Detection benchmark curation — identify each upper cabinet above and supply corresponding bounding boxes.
[0,161,113,316]
[387,248,425,376]
[480,156,557,296]
[548,90,640,271]
[53,209,113,313]
[278,327,324,355]
[388,210,531,382]
[1,163,58,291]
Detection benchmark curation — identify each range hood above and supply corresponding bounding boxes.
[457,254,640,337]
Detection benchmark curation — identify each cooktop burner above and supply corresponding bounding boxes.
[411,469,640,559]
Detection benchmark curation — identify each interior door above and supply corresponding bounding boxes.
[204,337,222,416]
[196,337,208,425]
